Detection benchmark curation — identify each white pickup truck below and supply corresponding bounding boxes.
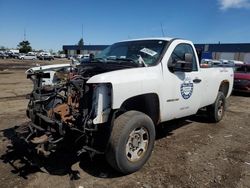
[23,37,233,174]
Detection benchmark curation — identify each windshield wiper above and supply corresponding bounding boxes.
[106,57,143,67]
[111,57,136,63]
[107,57,148,67]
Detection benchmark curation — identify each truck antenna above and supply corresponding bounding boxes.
[81,24,83,39]
[24,28,26,41]
[160,23,165,37]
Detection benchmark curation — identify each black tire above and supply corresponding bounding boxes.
[105,111,155,174]
[207,91,226,123]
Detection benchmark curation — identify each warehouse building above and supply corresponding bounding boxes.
[62,45,109,56]
[195,43,250,63]
[63,43,250,63]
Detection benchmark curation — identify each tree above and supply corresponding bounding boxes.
[57,50,64,54]
[49,49,54,55]
[78,38,84,49]
[17,40,32,53]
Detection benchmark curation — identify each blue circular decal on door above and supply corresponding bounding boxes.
[180,81,193,99]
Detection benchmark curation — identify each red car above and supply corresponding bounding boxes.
[234,64,250,93]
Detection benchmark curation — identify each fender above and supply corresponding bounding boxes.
[87,65,163,110]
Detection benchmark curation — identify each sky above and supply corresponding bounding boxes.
[0,0,250,51]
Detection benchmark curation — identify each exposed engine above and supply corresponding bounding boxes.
[18,63,119,157]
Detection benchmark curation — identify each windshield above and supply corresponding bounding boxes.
[95,40,168,66]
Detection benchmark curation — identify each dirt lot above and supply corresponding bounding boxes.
[0,59,249,188]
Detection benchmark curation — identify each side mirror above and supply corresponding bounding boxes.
[184,53,193,63]
[173,53,193,72]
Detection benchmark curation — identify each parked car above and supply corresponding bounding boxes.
[37,52,53,60]
[201,59,235,68]
[18,53,25,58]
[60,54,66,58]
[38,55,54,61]
[219,59,235,67]
[77,54,84,59]
[9,52,20,59]
[19,54,37,60]
[53,54,66,58]
[0,52,9,59]
[229,60,244,65]
[200,59,221,67]
[67,55,76,60]
[233,64,250,93]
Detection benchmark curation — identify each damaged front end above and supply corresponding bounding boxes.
[18,64,113,157]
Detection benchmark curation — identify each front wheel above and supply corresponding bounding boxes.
[105,111,155,174]
[207,91,226,123]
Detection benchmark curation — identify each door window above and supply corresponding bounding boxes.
[169,43,198,71]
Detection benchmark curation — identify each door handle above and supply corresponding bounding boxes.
[193,78,202,83]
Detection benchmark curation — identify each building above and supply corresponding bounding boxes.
[62,45,109,56]
[63,43,250,63]
[195,43,250,63]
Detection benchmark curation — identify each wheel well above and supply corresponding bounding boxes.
[120,93,160,125]
[219,81,229,97]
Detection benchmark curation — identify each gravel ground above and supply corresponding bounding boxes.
[0,59,249,188]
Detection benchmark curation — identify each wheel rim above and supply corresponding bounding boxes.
[217,99,224,118]
[126,127,149,162]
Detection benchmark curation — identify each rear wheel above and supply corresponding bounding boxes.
[207,91,226,123]
[106,111,155,174]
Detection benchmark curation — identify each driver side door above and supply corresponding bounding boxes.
[162,43,203,120]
